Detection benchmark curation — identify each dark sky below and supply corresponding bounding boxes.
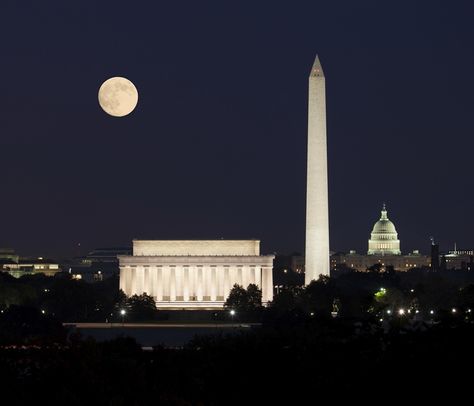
[1,0,473,258]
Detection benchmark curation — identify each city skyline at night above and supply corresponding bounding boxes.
[1,1,472,260]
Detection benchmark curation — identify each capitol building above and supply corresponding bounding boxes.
[331,205,430,272]
[367,204,401,256]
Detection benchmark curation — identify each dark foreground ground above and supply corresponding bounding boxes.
[0,317,472,405]
[66,322,258,347]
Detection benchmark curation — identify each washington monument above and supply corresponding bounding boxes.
[305,55,330,284]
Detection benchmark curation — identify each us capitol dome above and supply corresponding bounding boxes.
[367,204,401,255]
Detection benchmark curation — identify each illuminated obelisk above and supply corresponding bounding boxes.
[305,55,330,284]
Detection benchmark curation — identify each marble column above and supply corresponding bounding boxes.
[223,266,230,299]
[218,266,225,299]
[188,266,195,301]
[138,266,146,295]
[262,267,273,303]
[169,266,176,301]
[210,266,217,301]
[121,266,132,296]
[239,266,250,289]
[162,266,170,300]
[143,266,150,296]
[175,266,183,300]
[197,266,203,301]
[156,266,163,301]
[130,266,137,295]
[202,266,210,300]
[183,266,189,301]
[254,266,261,290]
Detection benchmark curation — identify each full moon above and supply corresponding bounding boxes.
[98,77,138,117]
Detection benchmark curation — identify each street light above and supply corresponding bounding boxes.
[120,309,126,326]
[230,309,236,325]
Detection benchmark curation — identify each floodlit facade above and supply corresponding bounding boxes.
[119,240,274,309]
[331,250,430,273]
[0,249,61,278]
[331,205,430,272]
[367,204,401,255]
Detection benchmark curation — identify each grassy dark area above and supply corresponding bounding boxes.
[1,269,474,403]
[0,318,472,404]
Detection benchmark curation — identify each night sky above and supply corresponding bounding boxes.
[1,1,473,259]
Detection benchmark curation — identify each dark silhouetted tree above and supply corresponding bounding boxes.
[126,293,159,321]
[224,284,263,319]
[224,284,248,311]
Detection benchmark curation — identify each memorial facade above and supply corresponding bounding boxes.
[119,240,274,309]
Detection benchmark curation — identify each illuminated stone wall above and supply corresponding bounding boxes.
[119,240,274,309]
[133,240,260,256]
[331,252,430,272]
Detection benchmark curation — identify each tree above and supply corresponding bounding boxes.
[224,284,248,311]
[301,276,335,316]
[224,284,263,318]
[126,293,159,321]
[246,284,263,309]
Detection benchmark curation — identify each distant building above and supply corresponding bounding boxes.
[63,247,131,282]
[331,205,430,272]
[81,247,132,265]
[0,248,19,263]
[367,204,401,255]
[0,249,60,278]
[331,250,429,273]
[273,253,304,292]
[444,248,474,271]
[119,240,274,309]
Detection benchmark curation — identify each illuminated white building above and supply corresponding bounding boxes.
[119,240,274,309]
[367,204,401,255]
[331,250,429,273]
[331,205,430,272]
[0,249,60,277]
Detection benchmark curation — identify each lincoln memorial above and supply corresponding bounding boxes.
[119,240,274,309]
